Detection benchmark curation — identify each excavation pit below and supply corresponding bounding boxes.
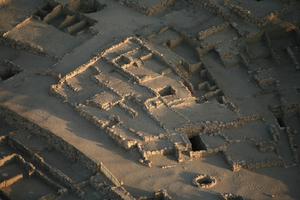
[116,55,131,66]
[159,86,176,97]
[33,2,97,36]
[193,174,217,189]
[34,2,59,20]
[189,135,207,151]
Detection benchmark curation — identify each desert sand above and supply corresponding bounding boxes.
[0,0,300,199]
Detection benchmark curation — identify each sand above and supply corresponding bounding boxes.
[0,0,300,199]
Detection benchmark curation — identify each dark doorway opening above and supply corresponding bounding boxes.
[189,135,206,151]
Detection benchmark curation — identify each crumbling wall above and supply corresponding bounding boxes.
[68,0,104,13]
[120,0,176,16]
[0,106,130,198]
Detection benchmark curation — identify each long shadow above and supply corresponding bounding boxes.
[12,72,139,152]
[1,49,300,200]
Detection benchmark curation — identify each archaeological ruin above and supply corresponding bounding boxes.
[0,0,300,199]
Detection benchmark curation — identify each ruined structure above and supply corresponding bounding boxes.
[0,0,300,199]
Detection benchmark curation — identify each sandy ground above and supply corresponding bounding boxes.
[0,0,300,200]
